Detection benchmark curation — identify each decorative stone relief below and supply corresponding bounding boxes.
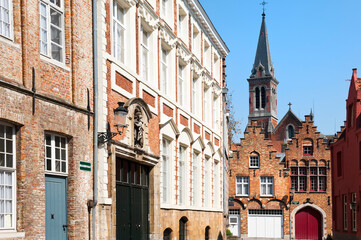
[203,73,212,89]
[159,28,177,48]
[177,46,191,64]
[138,5,159,30]
[212,83,222,97]
[191,60,203,76]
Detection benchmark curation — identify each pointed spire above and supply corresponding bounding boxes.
[251,13,274,77]
[310,109,314,121]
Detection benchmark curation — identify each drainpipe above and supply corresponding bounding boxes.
[92,0,99,239]
[222,86,228,236]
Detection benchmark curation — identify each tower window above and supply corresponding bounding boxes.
[287,125,295,139]
[261,87,266,108]
[255,87,260,109]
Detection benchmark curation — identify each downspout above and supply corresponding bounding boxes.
[92,0,98,239]
[222,86,228,236]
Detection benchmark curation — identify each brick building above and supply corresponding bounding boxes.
[0,0,94,239]
[228,12,332,239]
[94,0,230,239]
[331,68,361,240]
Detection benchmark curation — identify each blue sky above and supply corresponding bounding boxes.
[199,0,361,139]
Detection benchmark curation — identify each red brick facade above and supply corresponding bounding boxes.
[331,69,361,240]
[0,0,94,239]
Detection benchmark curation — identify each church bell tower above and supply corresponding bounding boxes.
[247,12,278,134]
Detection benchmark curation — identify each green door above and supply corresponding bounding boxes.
[116,158,149,240]
[45,175,67,240]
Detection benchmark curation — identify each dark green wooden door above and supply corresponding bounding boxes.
[116,158,149,240]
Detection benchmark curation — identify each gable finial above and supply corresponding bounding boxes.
[288,102,292,110]
[260,0,268,17]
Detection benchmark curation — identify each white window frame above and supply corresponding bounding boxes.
[161,47,168,95]
[214,160,219,208]
[260,176,274,197]
[160,0,168,19]
[236,176,249,196]
[161,138,171,203]
[140,26,149,82]
[178,64,185,106]
[192,77,198,114]
[112,1,126,64]
[204,156,211,207]
[39,0,65,63]
[352,192,357,232]
[249,155,260,168]
[0,123,16,231]
[178,145,187,205]
[44,134,68,175]
[203,87,208,123]
[192,151,200,206]
[0,0,13,39]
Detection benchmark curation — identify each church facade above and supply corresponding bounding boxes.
[228,13,333,239]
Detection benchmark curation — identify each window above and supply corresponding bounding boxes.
[337,151,342,177]
[0,0,11,38]
[214,161,219,208]
[255,87,260,109]
[39,0,64,62]
[161,48,168,95]
[260,177,273,196]
[287,125,295,139]
[249,153,260,168]
[348,104,354,128]
[213,54,220,80]
[178,14,183,36]
[204,156,211,207]
[192,78,198,114]
[112,1,125,63]
[204,41,211,70]
[0,123,15,230]
[236,176,249,196]
[178,64,184,106]
[344,194,348,231]
[203,87,208,123]
[303,139,313,156]
[192,26,200,58]
[45,134,67,173]
[179,217,187,240]
[261,87,266,109]
[205,226,210,240]
[291,166,307,191]
[140,27,149,82]
[178,146,186,205]
[161,0,168,19]
[310,166,327,192]
[163,228,172,240]
[192,151,200,206]
[352,193,357,231]
[162,138,171,203]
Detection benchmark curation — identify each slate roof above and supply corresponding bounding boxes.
[251,13,274,77]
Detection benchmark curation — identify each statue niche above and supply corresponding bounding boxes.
[134,107,144,148]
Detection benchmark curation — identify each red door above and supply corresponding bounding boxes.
[295,207,322,240]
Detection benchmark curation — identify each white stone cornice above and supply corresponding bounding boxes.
[177,45,191,64]
[138,3,159,30]
[159,25,177,48]
[119,0,136,8]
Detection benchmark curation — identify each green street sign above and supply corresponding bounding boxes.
[292,201,299,205]
[80,161,91,172]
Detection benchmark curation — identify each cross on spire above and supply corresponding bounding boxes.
[288,102,292,110]
[260,0,268,16]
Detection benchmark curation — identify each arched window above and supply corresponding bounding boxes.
[205,226,210,240]
[255,87,260,109]
[179,217,188,240]
[261,87,266,108]
[287,125,295,139]
[163,228,173,240]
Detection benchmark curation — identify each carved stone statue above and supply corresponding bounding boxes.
[134,108,144,148]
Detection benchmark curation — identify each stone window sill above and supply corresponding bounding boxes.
[0,232,25,239]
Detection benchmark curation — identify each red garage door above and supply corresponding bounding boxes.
[295,207,322,240]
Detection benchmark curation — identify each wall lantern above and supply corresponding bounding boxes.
[98,102,128,143]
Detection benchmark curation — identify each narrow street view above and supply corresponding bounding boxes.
[0,0,360,239]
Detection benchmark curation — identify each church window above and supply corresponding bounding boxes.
[255,87,260,109]
[287,125,295,139]
[261,87,266,108]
